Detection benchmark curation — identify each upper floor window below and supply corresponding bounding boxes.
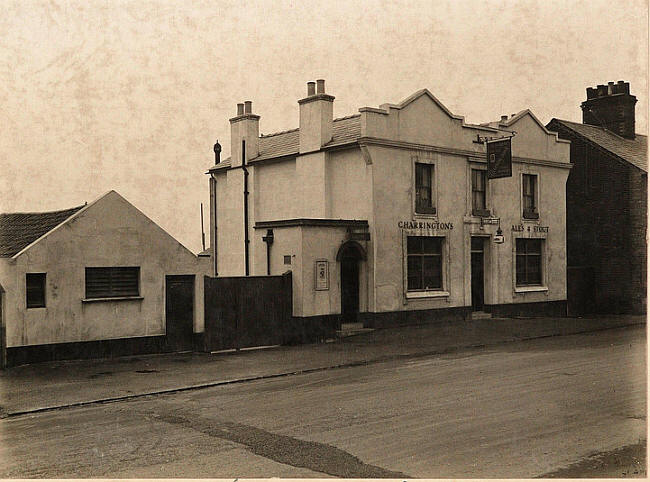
[415,163,436,214]
[523,174,539,219]
[85,267,140,299]
[26,273,46,308]
[407,236,443,291]
[471,169,489,216]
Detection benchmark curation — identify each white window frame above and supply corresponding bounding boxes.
[402,231,450,299]
[513,237,548,293]
[412,156,438,218]
[466,161,492,218]
[520,171,541,221]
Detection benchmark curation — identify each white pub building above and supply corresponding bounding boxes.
[208,80,571,330]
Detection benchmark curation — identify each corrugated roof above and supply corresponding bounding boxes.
[0,205,85,257]
[212,114,361,168]
[549,119,647,172]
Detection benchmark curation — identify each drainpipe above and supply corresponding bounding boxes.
[211,141,221,276]
[242,140,250,276]
[262,229,274,275]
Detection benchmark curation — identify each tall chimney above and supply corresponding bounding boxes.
[298,79,335,153]
[229,101,260,166]
[581,81,637,139]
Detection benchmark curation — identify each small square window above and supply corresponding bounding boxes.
[415,163,436,214]
[26,273,46,308]
[283,255,292,265]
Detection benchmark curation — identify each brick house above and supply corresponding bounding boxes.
[547,81,647,315]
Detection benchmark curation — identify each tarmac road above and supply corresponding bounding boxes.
[0,325,645,478]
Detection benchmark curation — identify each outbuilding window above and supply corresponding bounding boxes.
[471,169,489,216]
[407,236,443,291]
[516,239,542,286]
[85,267,140,299]
[26,273,46,308]
[523,174,539,219]
[415,163,436,214]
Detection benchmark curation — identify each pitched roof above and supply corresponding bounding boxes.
[212,114,361,169]
[0,205,85,257]
[548,119,647,172]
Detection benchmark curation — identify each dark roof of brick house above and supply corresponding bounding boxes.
[212,114,361,169]
[0,205,85,257]
[548,119,647,172]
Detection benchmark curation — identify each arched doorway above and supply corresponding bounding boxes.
[336,241,366,325]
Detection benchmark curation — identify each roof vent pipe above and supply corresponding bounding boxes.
[316,79,325,94]
[307,81,316,96]
[244,101,252,114]
[237,103,244,115]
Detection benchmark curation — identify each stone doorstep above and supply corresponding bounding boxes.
[471,311,492,320]
[336,322,375,338]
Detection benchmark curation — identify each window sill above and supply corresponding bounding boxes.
[522,211,540,220]
[472,209,491,217]
[514,286,548,293]
[414,209,437,217]
[406,290,450,299]
[82,296,144,303]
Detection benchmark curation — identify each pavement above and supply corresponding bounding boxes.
[0,314,644,417]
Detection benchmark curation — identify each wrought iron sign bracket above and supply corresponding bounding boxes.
[473,131,517,144]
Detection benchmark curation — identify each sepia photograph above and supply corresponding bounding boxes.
[0,0,647,478]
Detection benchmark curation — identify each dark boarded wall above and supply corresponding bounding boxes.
[203,272,293,351]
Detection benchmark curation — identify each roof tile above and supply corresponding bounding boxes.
[0,205,84,257]
[549,119,647,172]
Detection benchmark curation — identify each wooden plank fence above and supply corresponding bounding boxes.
[203,271,292,351]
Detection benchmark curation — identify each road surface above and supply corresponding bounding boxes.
[0,325,645,478]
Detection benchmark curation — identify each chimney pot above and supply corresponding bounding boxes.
[316,79,325,94]
[244,101,252,114]
[307,81,316,96]
[237,103,244,115]
[511,113,516,118]
[500,115,508,122]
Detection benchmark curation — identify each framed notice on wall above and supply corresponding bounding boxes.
[315,259,329,291]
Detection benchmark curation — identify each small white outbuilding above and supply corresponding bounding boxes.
[0,190,209,367]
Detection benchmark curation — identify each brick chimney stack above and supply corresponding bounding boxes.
[581,81,637,139]
[229,100,260,167]
[298,79,335,153]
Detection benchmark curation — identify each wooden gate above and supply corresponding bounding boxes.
[204,272,292,351]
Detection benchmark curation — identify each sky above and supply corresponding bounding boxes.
[1,0,647,253]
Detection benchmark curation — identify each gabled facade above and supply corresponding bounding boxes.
[0,190,210,366]
[547,81,647,315]
[209,81,571,330]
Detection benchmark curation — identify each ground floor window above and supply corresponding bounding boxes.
[407,236,443,291]
[26,273,46,308]
[516,239,542,286]
[85,267,140,298]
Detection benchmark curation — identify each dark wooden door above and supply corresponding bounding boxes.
[165,275,194,352]
[471,238,485,311]
[341,256,359,323]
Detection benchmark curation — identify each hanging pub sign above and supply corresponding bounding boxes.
[486,137,512,179]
